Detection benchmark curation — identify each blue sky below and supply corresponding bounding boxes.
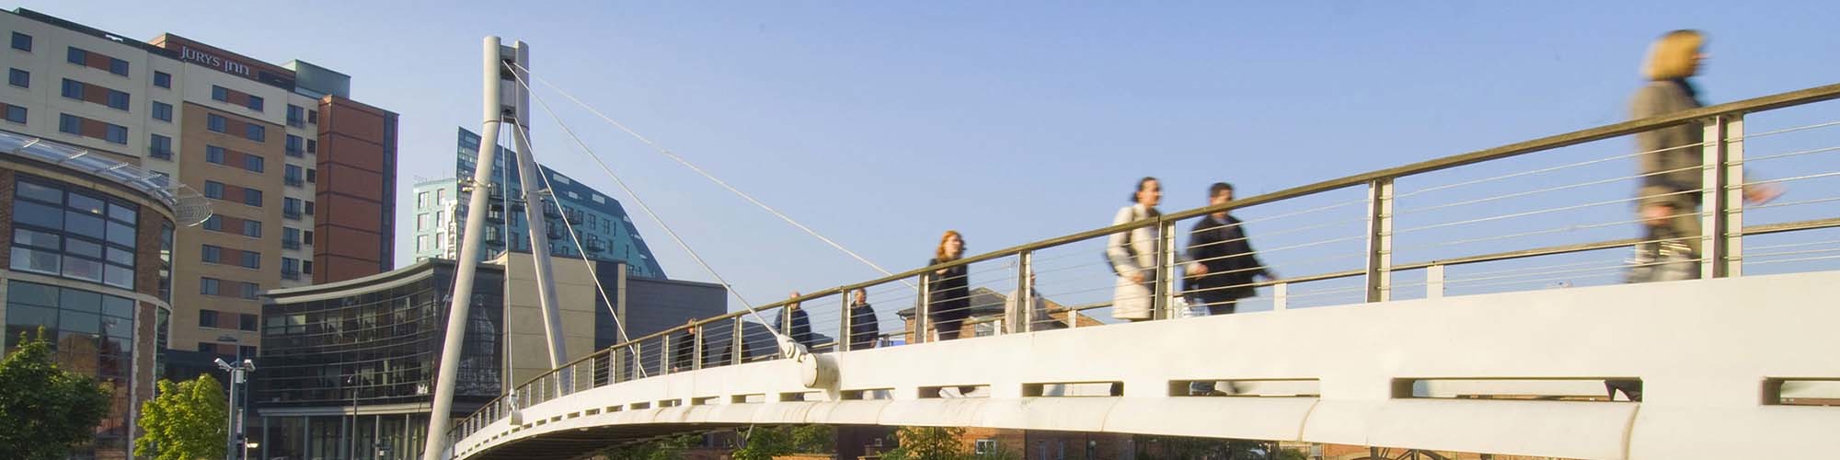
[29,1,1840,325]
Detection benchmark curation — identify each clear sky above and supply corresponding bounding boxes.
[25,1,1840,322]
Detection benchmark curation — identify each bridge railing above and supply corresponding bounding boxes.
[452,82,1840,443]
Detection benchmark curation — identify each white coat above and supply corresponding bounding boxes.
[1107,204,1159,320]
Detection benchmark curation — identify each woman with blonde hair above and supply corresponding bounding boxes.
[926,230,971,341]
[1629,30,1779,284]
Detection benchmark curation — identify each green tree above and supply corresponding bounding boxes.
[597,433,698,460]
[730,426,793,460]
[880,426,967,460]
[0,329,113,460]
[788,424,835,453]
[134,375,228,460]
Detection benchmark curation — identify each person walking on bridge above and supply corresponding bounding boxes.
[847,288,879,350]
[1629,29,1780,283]
[1108,177,1165,322]
[1184,182,1276,315]
[777,291,816,351]
[927,231,972,341]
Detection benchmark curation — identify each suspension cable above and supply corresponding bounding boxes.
[503,64,792,349]
[509,125,648,376]
[506,61,914,291]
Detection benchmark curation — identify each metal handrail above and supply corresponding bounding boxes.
[452,82,1840,441]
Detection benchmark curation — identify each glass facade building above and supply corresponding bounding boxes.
[0,130,186,460]
[407,127,665,278]
[255,259,502,460]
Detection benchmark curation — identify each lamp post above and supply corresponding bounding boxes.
[215,358,255,460]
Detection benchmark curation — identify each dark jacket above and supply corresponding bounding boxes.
[926,258,971,323]
[1184,214,1268,299]
[848,302,879,350]
[670,330,715,371]
[776,307,815,349]
[1633,79,1704,204]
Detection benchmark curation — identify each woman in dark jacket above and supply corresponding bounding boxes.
[927,230,970,341]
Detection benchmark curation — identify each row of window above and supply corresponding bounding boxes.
[201,244,262,269]
[197,309,259,331]
[205,145,265,173]
[68,46,129,77]
[201,215,262,238]
[285,104,318,127]
[281,257,313,280]
[285,134,318,156]
[200,277,261,300]
[3,281,136,380]
[205,113,267,142]
[202,180,264,207]
[211,85,263,112]
[57,113,128,145]
[11,34,169,89]
[60,78,130,110]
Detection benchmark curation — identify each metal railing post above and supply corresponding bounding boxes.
[1703,114,1745,278]
[659,335,674,374]
[1273,282,1288,311]
[731,319,744,365]
[916,273,932,344]
[1016,251,1034,333]
[691,324,704,371]
[839,288,854,351]
[1364,178,1396,302]
[1154,219,1178,319]
[630,342,642,380]
[1426,264,1446,299]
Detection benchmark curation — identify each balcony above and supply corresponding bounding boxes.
[284,209,302,220]
[149,149,172,160]
[286,147,304,158]
[287,118,304,129]
[281,270,301,281]
[285,177,304,187]
[282,240,300,250]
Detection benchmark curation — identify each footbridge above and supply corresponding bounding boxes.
[444,82,1840,460]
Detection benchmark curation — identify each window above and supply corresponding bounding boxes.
[207,113,226,133]
[243,154,264,173]
[286,104,304,126]
[305,169,316,183]
[151,101,172,122]
[239,251,260,269]
[243,188,263,207]
[10,178,138,289]
[103,123,127,144]
[239,314,258,331]
[307,110,318,124]
[7,68,25,88]
[284,165,303,186]
[304,200,315,215]
[201,245,222,263]
[244,123,265,142]
[108,59,127,77]
[974,440,997,456]
[302,260,313,275]
[241,220,261,238]
[105,89,128,110]
[153,71,170,88]
[149,134,172,159]
[416,235,431,252]
[282,227,302,249]
[416,213,429,231]
[282,257,300,279]
[417,191,430,208]
[57,114,82,136]
[285,135,302,156]
[203,181,224,199]
[200,277,220,295]
[436,189,447,204]
[306,139,317,154]
[246,95,263,112]
[3,105,23,124]
[198,309,219,328]
[211,85,228,102]
[61,78,82,99]
[206,145,226,164]
[66,46,84,65]
[9,32,28,52]
[283,198,302,219]
[201,216,222,231]
[240,283,259,299]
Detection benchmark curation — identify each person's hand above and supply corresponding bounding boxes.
[1128,272,1145,284]
[1261,269,1279,281]
[1188,263,1208,276]
[1744,183,1784,205]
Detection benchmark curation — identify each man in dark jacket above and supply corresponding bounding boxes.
[776,291,816,350]
[1184,183,1276,315]
[847,288,879,350]
[670,319,714,372]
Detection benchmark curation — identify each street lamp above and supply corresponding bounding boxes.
[215,358,255,460]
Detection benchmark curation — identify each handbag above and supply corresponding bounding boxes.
[1625,240,1698,283]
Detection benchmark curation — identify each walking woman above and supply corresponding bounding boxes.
[928,230,971,341]
[1629,30,1779,283]
[1108,177,1163,322]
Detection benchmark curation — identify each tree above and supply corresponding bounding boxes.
[597,433,698,460]
[729,426,793,460]
[0,329,113,460]
[134,375,228,460]
[880,426,967,460]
